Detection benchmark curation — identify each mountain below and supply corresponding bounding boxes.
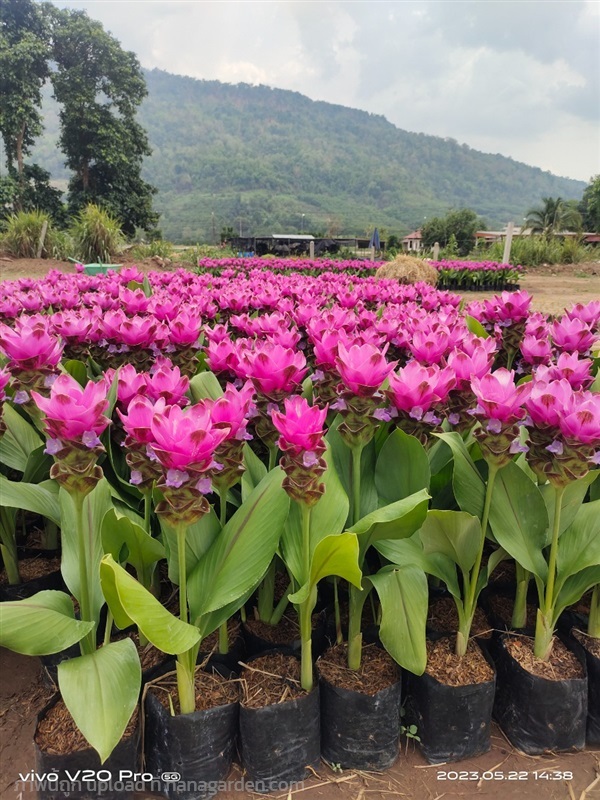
[31,68,586,243]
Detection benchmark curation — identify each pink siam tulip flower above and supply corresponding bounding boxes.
[272,395,328,461]
[32,373,110,445]
[559,392,600,445]
[0,317,63,371]
[118,315,161,349]
[565,300,600,331]
[118,395,166,445]
[205,338,242,377]
[150,402,229,485]
[447,346,495,390]
[211,382,255,441]
[119,266,145,284]
[335,342,396,397]
[551,317,596,354]
[388,361,455,419]
[535,352,594,390]
[482,290,532,326]
[525,378,574,429]
[243,342,307,396]
[520,335,553,366]
[409,328,451,365]
[119,287,150,315]
[0,368,10,402]
[470,369,530,430]
[168,311,203,348]
[145,362,189,407]
[114,363,148,409]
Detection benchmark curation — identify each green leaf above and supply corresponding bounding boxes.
[100,555,200,654]
[59,478,114,626]
[0,590,94,655]
[0,404,43,472]
[375,429,430,504]
[281,446,349,584]
[554,567,600,624]
[241,443,268,502]
[101,508,165,577]
[58,638,141,763]
[0,475,61,525]
[556,500,600,595]
[376,535,462,600]
[22,444,53,483]
[465,315,489,339]
[288,532,361,605]
[418,509,482,575]
[189,371,224,402]
[488,461,549,580]
[349,489,430,546]
[326,416,378,522]
[540,472,599,543]
[435,432,485,518]
[62,359,88,386]
[187,467,289,623]
[368,565,428,675]
[160,508,221,584]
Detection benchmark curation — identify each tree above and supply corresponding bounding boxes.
[47,6,158,235]
[0,0,49,209]
[579,176,600,233]
[421,208,480,256]
[524,196,582,237]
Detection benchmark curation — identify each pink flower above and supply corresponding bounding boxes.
[32,374,110,444]
[447,346,494,389]
[118,395,166,445]
[520,335,552,366]
[551,317,596,354]
[409,328,450,365]
[335,342,396,396]
[535,352,593,390]
[205,338,242,376]
[115,364,148,408]
[168,311,202,348]
[0,318,63,370]
[211,382,255,440]
[145,363,189,406]
[388,361,455,417]
[0,368,10,401]
[559,392,600,445]
[525,379,574,429]
[150,402,229,473]
[271,395,327,460]
[243,342,307,395]
[470,369,530,428]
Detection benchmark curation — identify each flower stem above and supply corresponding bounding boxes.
[589,585,600,639]
[218,487,230,653]
[268,444,278,472]
[534,484,565,660]
[512,564,530,629]
[333,577,343,645]
[458,463,498,657]
[350,445,363,527]
[176,523,188,624]
[348,444,365,669]
[143,490,152,535]
[73,491,95,656]
[299,502,313,691]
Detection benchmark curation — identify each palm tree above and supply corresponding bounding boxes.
[524,196,582,237]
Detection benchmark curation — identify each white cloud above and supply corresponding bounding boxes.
[48,0,599,181]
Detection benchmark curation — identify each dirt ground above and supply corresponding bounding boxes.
[1,256,599,800]
[1,257,599,318]
[1,648,599,800]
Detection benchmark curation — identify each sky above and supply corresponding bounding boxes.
[51,0,600,183]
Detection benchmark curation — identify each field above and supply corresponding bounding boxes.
[0,255,599,800]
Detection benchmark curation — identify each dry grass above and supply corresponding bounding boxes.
[376,255,438,285]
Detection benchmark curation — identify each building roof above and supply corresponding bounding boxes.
[403,230,422,241]
[270,234,315,241]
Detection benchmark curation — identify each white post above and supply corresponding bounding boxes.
[433,242,440,260]
[370,246,375,262]
[503,221,514,265]
[309,241,314,259]
[36,220,49,258]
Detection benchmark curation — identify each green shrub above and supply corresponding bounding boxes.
[1,210,56,258]
[71,204,124,263]
[482,235,592,267]
[129,239,175,260]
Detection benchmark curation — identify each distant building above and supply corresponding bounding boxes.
[402,230,422,252]
[228,234,384,256]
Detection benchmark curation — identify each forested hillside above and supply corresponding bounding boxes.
[32,68,586,243]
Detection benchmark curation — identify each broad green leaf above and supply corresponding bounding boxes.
[101,509,165,574]
[196,586,257,642]
[465,315,489,339]
[375,429,430,504]
[241,442,268,502]
[418,510,482,575]
[326,416,378,523]
[59,478,114,626]
[369,566,428,675]
[281,446,349,584]
[488,461,548,580]
[0,404,43,472]
[540,472,599,543]
[349,489,430,547]
[100,555,200,654]
[189,371,224,402]
[487,547,511,580]
[63,359,88,386]
[427,437,453,476]
[58,638,140,763]
[377,536,462,599]
[554,566,600,625]
[288,533,362,605]
[160,508,221,584]
[22,444,53,483]
[556,500,600,594]
[0,475,61,525]
[0,590,93,655]
[435,432,485,518]
[187,467,289,623]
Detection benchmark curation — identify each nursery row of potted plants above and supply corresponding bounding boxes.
[0,265,598,800]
